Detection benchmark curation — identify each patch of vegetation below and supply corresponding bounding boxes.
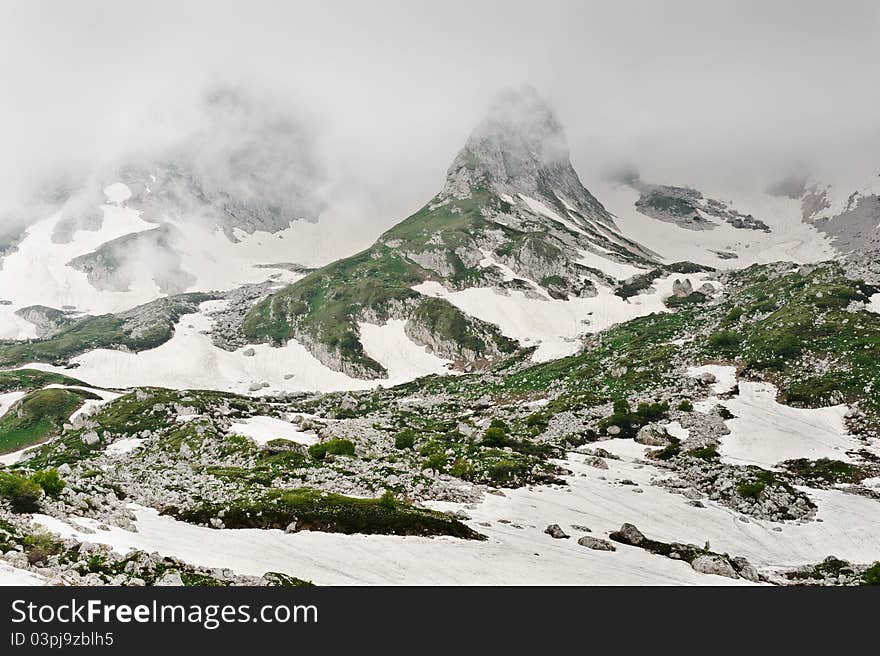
[736,468,794,500]
[308,438,356,460]
[863,562,880,586]
[0,387,99,454]
[0,369,89,393]
[665,291,707,308]
[0,293,214,367]
[167,488,485,540]
[650,435,682,461]
[30,468,65,497]
[685,445,719,460]
[418,428,559,487]
[0,470,43,512]
[614,269,663,299]
[393,429,416,450]
[597,399,669,438]
[780,458,867,485]
[23,529,63,565]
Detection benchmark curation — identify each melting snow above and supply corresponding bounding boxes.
[414,272,717,362]
[518,194,588,236]
[0,562,46,586]
[227,416,318,446]
[576,249,646,281]
[719,381,858,469]
[358,319,455,381]
[105,438,145,456]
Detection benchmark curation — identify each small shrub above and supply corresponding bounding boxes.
[482,427,508,448]
[422,453,446,472]
[30,469,65,497]
[308,438,356,460]
[393,430,416,450]
[23,530,61,564]
[0,471,43,513]
[708,330,742,354]
[863,562,880,586]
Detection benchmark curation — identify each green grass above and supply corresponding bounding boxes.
[242,189,517,376]
[0,388,99,454]
[167,488,485,539]
[0,293,214,367]
[0,369,89,393]
[781,458,868,485]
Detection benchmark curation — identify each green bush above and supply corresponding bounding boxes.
[30,469,65,497]
[524,412,550,432]
[482,427,508,448]
[23,530,62,565]
[708,330,742,355]
[863,562,880,586]
[422,453,447,472]
[393,430,416,450]
[308,438,356,460]
[0,471,43,513]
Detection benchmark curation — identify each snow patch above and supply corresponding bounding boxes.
[105,438,145,456]
[227,416,318,446]
[519,194,587,236]
[687,364,738,396]
[358,320,455,381]
[0,562,46,586]
[576,249,646,281]
[719,382,857,468]
[103,183,132,204]
[414,273,716,362]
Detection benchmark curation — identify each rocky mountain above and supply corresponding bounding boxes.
[242,88,665,378]
[797,173,880,258]
[2,87,880,588]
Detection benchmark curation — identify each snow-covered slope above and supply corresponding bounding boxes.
[595,178,838,269]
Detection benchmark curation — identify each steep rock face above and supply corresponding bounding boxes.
[799,174,880,256]
[243,88,657,378]
[14,305,76,338]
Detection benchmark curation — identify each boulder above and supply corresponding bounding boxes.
[635,424,670,446]
[577,536,616,551]
[690,554,739,579]
[154,570,185,586]
[544,524,570,539]
[609,523,646,546]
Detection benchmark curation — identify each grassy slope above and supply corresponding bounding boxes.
[0,388,101,454]
[0,293,214,367]
[0,369,90,393]
[404,262,880,426]
[243,189,517,376]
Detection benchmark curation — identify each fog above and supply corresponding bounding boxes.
[1,0,878,253]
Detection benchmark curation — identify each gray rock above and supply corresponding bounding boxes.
[690,554,739,579]
[731,556,761,582]
[154,570,185,586]
[577,536,616,551]
[609,523,646,546]
[544,524,570,539]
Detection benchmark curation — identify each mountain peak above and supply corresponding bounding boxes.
[444,87,569,194]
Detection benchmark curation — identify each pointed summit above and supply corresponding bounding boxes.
[442,87,612,228]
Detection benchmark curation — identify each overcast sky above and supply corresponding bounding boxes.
[1,0,878,235]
